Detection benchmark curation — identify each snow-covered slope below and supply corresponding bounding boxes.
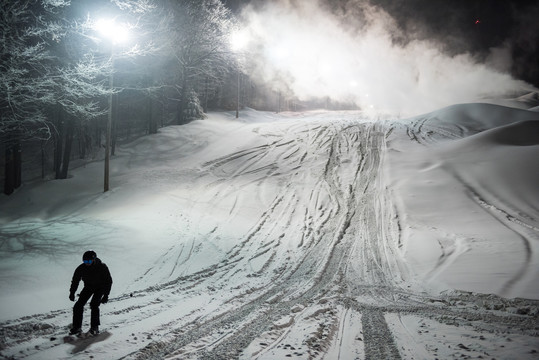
[388,103,539,299]
[0,104,537,359]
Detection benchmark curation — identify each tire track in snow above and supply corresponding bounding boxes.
[127,119,537,359]
[457,175,536,298]
[130,120,408,359]
[362,309,401,359]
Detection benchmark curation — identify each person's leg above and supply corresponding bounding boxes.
[89,291,104,330]
[72,288,93,330]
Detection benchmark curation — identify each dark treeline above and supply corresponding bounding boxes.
[0,0,285,195]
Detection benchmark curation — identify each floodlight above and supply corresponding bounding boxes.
[230,29,249,51]
[95,18,129,44]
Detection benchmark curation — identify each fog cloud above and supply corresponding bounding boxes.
[239,0,535,115]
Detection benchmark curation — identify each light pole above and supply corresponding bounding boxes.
[230,29,249,118]
[236,71,240,118]
[104,52,113,192]
[94,19,129,192]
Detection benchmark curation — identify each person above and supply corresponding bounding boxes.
[69,250,113,336]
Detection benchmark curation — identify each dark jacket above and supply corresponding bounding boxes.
[70,258,113,296]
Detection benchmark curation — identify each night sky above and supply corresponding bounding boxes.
[372,0,539,87]
[224,0,539,88]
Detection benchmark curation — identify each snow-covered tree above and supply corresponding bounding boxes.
[1,0,240,194]
[1,0,155,192]
[152,0,237,124]
[1,0,65,193]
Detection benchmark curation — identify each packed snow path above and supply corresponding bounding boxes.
[1,110,537,359]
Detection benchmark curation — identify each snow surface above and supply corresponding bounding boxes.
[0,100,538,359]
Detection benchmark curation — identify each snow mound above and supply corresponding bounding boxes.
[515,91,539,107]
[480,91,539,110]
[405,103,539,141]
[467,120,539,146]
[389,104,539,299]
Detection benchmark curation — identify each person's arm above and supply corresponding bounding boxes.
[100,264,113,304]
[69,265,82,301]
[103,264,112,295]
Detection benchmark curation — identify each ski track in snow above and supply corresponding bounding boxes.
[1,114,538,359]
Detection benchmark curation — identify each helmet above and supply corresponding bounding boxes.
[82,250,97,261]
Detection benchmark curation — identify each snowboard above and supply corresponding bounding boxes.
[63,330,111,353]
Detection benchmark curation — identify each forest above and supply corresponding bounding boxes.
[1,0,270,195]
[4,0,538,197]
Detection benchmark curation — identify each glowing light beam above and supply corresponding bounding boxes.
[94,18,129,44]
[230,29,250,52]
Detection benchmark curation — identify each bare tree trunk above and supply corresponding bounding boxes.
[78,125,86,159]
[177,93,185,125]
[14,142,21,188]
[204,76,209,112]
[177,70,187,125]
[95,120,101,149]
[149,95,158,134]
[3,141,21,195]
[4,147,15,195]
[111,93,118,156]
[41,140,46,179]
[53,104,75,180]
[54,105,64,179]
[59,117,74,179]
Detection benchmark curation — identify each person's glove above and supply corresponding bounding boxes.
[69,293,75,302]
[101,295,108,304]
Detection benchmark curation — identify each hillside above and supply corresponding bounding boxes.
[1,103,538,359]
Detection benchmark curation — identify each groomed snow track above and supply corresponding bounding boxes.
[1,113,537,359]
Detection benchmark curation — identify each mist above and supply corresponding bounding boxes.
[239,0,535,115]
